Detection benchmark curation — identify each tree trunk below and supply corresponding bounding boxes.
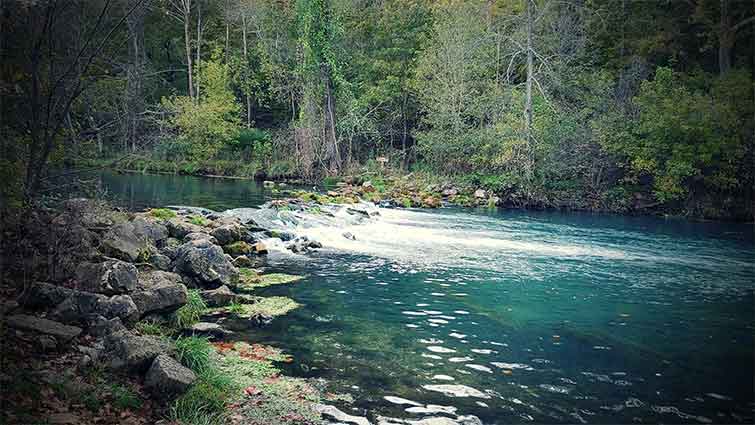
[719,0,732,76]
[242,14,252,127]
[184,14,194,99]
[524,0,534,181]
[195,0,202,100]
[323,66,339,173]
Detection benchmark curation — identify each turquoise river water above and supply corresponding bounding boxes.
[95,172,754,424]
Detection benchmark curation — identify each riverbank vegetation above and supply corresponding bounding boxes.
[2,0,753,220]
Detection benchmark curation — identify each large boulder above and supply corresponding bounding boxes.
[174,239,238,287]
[131,271,188,317]
[105,331,173,372]
[100,221,150,262]
[75,260,138,295]
[145,355,196,399]
[6,314,82,343]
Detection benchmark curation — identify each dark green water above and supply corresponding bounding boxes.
[98,172,754,424]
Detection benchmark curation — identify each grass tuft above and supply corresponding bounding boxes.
[174,336,213,373]
[174,289,207,328]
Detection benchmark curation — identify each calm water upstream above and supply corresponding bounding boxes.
[96,172,754,424]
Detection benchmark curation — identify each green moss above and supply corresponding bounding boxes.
[235,297,300,318]
[223,241,252,256]
[239,273,304,291]
[401,197,413,208]
[174,289,207,328]
[188,215,210,226]
[149,208,177,220]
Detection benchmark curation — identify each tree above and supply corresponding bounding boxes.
[166,0,195,99]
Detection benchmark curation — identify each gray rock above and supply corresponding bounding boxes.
[132,216,168,245]
[87,315,126,338]
[145,355,196,399]
[131,271,188,317]
[343,232,356,241]
[51,291,139,325]
[166,218,203,239]
[200,285,236,307]
[21,282,74,309]
[148,253,172,270]
[102,295,139,324]
[315,404,371,425]
[184,232,217,244]
[188,322,232,338]
[101,221,151,262]
[105,330,173,372]
[75,260,138,295]
[38,335,58,351]
[232,255,256,268]
[6,314,82,342]
[441,188,458,197]
[137,270,184,289]
[210,224,244,245]
[174,239,238,287]
[473,189,486,199]
[160,237,182,259]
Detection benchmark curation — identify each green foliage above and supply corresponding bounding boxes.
[598,67,751,205]
[174,289,207,329]
[162,53,241,161]
[149,208,177,220]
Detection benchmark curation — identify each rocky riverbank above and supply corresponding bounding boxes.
[0,199,334,425]
[1,194,488,425]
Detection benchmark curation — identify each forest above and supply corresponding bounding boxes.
[2,0,754,219]
[2,2,755,425]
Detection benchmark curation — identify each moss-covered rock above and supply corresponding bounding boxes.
[236,297,300,318]
[223,241,253,256]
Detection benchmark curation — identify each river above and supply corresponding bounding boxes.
[95,171,754,424]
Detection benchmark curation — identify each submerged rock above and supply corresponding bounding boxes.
[315,404,371,425]
[421,384,490,399]
[145,355,196,399]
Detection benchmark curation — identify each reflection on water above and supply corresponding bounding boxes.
[96,172,754,424]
